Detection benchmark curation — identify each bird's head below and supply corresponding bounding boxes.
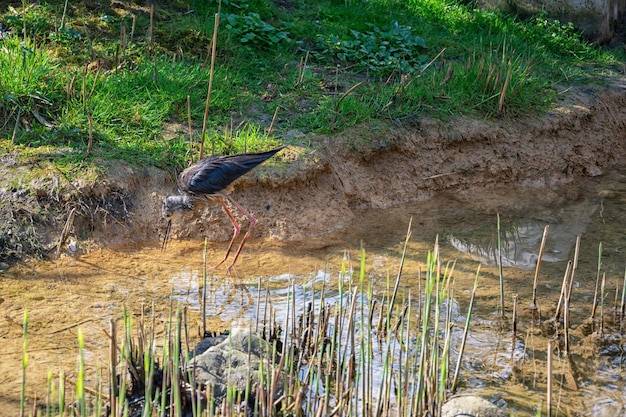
[162,195,194,219]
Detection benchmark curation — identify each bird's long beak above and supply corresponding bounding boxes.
[161,219,172,252]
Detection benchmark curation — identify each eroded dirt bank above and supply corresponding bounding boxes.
[2,79,626,261]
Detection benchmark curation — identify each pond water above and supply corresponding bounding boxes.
[1,161,625,416]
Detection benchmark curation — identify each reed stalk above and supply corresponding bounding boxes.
[203,238,208,336]
[621,267,626,330]
[200,12,220,160]
[76,329,86,417]
[600,272,606,336]
[87,112,93,156]
[554,261,572,321]
[546,341,552,417]
[497,57,513,114]
[497,213,504,316]
[187,95,193,156]
[591,242,603,323]
[387,218,412,330]
[531,225,549,309]
[20,310,28,417]
[451,265,480,392]
[109,318,118,417]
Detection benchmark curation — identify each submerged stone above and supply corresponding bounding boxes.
[188,328,281,405]
[442,395,507,417]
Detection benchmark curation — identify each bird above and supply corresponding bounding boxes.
[162,145,287,274]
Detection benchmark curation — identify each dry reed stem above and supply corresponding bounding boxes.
[547,340,552,417]
[187,95,193,156]
[200,12,220,160]
[268,106,280,136]
[532,225,549,308]
[295,51,310,88]
[55,206,76,259]
[554,261,572,321]
[497,57,512,114]
[334,81,364,113]
[109,318,118,417]
[590,242,603,323]
[600,272,606,336]
[87,113,93,156]
[147,4,154,48]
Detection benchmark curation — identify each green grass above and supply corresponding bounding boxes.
[0,0,623,176]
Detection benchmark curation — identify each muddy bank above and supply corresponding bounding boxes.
[1,79,625,262]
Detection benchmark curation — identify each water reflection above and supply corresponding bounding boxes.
[448,198,599,269]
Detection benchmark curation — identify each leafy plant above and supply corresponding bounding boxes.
[317,22,428,75]
[2,7,53,39]
[222,12,291,50]
[525,11,599,59]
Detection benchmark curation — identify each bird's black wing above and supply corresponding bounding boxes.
[179,145,286,195]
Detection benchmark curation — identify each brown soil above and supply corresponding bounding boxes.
[1,79,626,262]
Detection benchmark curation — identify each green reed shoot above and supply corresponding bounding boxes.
[76,329,86,417]
[20,309,28,417]
[47,369,53,416]
[58,369,66,417]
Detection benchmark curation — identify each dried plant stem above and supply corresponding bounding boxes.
[147,4,154,49]
[547,341,553,417]
[497,213,504,316]
[268,106,280,136]
[335,81,363,113]
[109,319,117,417]
[554,261,572,321]
[511,294,518,363]
[55,207,76,259]
[187,95,193,156]
[200,12,220,160]
[12,109,21,144]
[532,225,549,308]
[86,113,93,156]
[600,272,606,336]
[387,217,412,328]
[129,14,136,43]
[295,51,310,88]
[564,279,571,353]
[621,267,626,330]
[497,57,513,114]
[59,0,69,30]
[451,264,480,392]
[591,242,603,323]
[202,238,208,336]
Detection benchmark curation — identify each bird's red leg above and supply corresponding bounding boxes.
[223,195,257,275]
[209,200,241,270]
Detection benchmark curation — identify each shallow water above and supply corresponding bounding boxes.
[1,161,625,415]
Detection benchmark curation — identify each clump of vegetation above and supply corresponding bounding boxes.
[16,228,626,416]
[316,22,428,75]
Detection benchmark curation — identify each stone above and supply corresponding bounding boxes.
[188,328,280,404]
[441,395,507,417]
